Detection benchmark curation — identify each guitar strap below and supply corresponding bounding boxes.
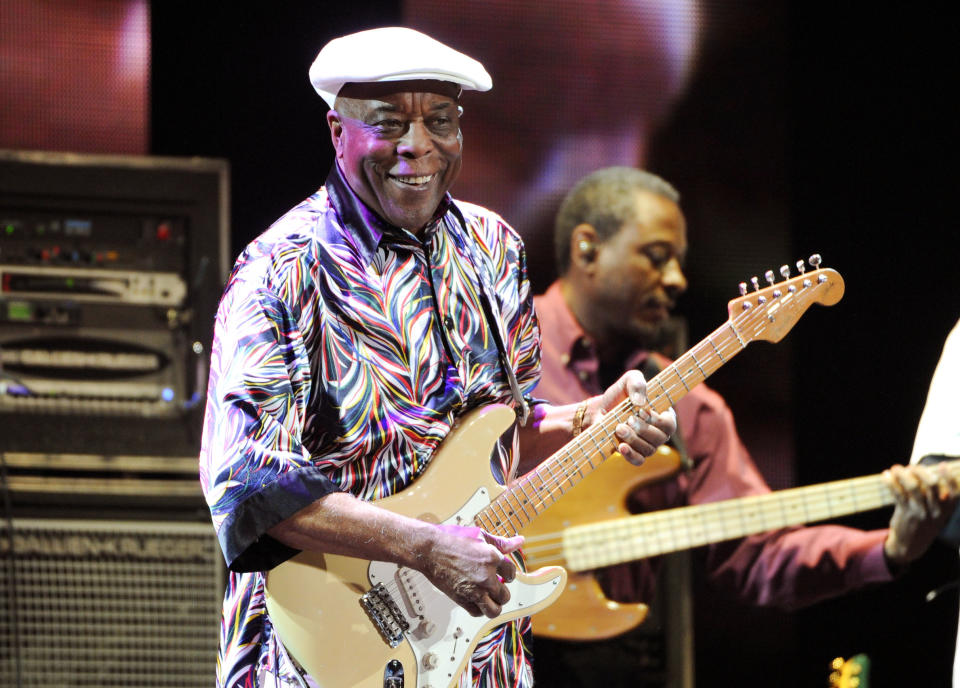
[446,202,531,426]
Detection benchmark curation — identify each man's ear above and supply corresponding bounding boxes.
[327,110,344,158]
[570,224,599,271]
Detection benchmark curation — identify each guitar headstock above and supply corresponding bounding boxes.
[727,254,844,344]
[829,653,870,688]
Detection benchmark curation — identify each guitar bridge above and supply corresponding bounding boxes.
[360,582,410,648]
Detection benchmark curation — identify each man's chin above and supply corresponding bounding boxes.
[619,319,669,349]
[383,208,434,232]
[380,194,443,231]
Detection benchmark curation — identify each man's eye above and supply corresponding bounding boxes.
[376,120,403,132]
[429,117,454,133]
[643,246,672,267]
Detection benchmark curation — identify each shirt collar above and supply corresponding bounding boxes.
[324,162,455,263]
[537,279,652,375]
[537,281,591,367]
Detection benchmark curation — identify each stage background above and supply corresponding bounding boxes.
[4,1,957,686]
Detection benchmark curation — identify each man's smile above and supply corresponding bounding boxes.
[388,173,436,187]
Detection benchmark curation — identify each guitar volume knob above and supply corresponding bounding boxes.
[422,652,438,670]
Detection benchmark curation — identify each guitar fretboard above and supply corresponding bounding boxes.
[562,461,960,571]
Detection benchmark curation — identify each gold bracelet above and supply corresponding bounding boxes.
[572,400,589,437]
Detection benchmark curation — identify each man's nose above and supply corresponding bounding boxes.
[397,121,433,157]
[661,257,687,293]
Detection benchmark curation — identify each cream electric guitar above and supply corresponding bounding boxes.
[264,257,843,688]
[526,459,960,641]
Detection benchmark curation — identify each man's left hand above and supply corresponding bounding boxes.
[883,462,960,567]
[597,370,677,466]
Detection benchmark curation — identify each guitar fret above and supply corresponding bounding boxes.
[585,428,607,457]
[707,336,727,363]
[488,497,511,531]
[689,351,708,379]
[877,478,888,507]
[474,510,496,533]
[775,492,789,530]
[514,480,536,519]
[556,453,580,489]
[696,507,711,547]
[500,494,526,531]
[727,321,746,349]
[657,376,677,405]
[529,468,556,509]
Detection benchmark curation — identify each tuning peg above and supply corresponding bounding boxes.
[796,260,806,275]
[739,282,747,296]
[809,254,822,269]
[780,265,790,279]
[764,270,775,286]
[750,276,760,291]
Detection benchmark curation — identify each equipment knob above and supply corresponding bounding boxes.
[422,653,438,670]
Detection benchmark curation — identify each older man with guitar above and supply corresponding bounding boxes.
[199,30,676,688]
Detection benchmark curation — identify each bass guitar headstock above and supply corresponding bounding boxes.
[727,254,844,344]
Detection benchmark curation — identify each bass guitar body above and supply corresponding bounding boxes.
[525,446,681,640]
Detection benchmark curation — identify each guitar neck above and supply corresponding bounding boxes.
[472,264,843,539]
[562,461,960,571]
[473,320,746,538]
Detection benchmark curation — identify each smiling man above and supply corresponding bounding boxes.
[199,29,676,688]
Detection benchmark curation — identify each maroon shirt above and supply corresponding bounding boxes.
[533,280,892,609]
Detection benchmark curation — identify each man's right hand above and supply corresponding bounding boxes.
[418,524,524,618]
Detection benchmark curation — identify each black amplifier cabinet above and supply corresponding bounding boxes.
[0,150,229,457]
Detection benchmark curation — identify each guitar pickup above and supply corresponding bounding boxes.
[360,582,410,648]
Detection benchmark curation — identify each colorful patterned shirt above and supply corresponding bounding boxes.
[199,164,541,688]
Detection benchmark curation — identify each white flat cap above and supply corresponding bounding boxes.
[309,27,492,108]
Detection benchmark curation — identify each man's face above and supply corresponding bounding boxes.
[587,190,688,346]
[328,80,463,232]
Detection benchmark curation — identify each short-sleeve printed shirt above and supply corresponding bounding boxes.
[199,164,541,688]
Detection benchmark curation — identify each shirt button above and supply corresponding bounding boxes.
[560,353,571,366]
[443,315,455,330]
[578,370,590,382]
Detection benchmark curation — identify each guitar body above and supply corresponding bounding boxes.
[265,404,567,688]
[525,446,681,640]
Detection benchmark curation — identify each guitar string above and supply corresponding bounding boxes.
[478,276,823,540]
[375,273,832,618]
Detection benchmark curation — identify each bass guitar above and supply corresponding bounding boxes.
[264,257,844,688]
[526,458,960,640]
